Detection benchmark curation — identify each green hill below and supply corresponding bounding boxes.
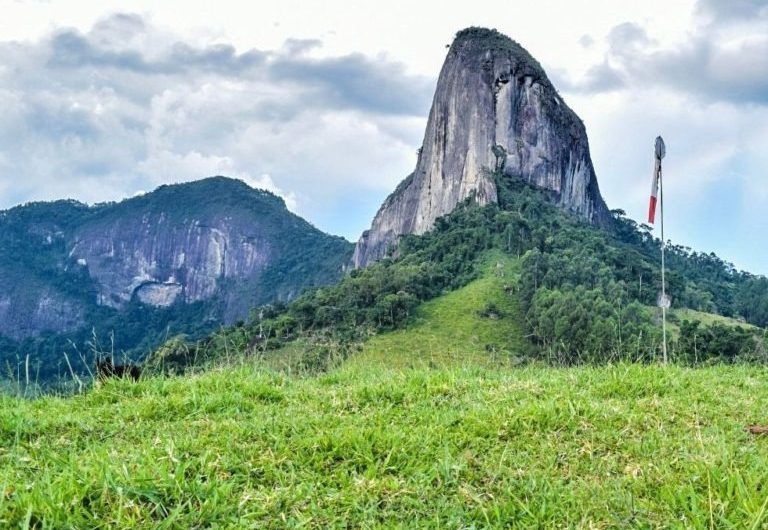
[171,171,765,376]
[351,252,527,370]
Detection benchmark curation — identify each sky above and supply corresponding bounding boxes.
[0,0,766,274]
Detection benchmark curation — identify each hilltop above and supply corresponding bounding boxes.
[3,336,768,526]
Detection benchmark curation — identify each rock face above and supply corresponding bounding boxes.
[0,288,83,341]
[135,282,184,307]
[352,27,610,267]
[0,177,353,345]
[70,204,273,310]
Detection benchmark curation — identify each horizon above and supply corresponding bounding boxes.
[1,0,766,273]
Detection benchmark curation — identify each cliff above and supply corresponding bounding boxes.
[0,177,352,347]
[352,27,611,267]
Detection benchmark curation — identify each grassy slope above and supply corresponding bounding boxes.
[259,252,526,374]
[672,308,758,330]
[643,307,759,341]
[348,252,527,370]
[3,258,768,527]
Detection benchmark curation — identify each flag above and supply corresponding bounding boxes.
[648,136,665,224]
[648,158,660,224]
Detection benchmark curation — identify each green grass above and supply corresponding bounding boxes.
[640,306,756,341]
[3,255,768,527]
[672,308,758,330]
[349,252,527,371]
[255,252,526,375]
[3,363,768,528]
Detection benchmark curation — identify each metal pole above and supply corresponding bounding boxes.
[660,159,668,364]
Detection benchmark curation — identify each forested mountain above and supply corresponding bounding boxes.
[141,28,768,367]
[142,28,767,374]
[161,171,766,374]
[0,177,352,382]
[4,27,766,386]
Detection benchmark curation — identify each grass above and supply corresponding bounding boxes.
[672,308,758,330]
[348,252,527,371]
[641,306,757,342]
[257,251,526,375]
[3,363,768,528]
[3,255,768,527]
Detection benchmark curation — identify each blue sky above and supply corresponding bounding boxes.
[0,0,766,274]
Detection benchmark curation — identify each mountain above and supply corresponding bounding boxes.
[4,24,767,529]
[161,169,766,378]
[352,27,610,267]
[150,29,766,376]
[7,176,765,526]
[0,177,352,378]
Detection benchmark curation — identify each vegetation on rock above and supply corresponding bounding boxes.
[156,171,766,374]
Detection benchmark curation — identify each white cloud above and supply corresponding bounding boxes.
[0,12,430,238]
[551,0,768,273]
[242,174,298,212]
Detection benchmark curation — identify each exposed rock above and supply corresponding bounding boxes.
[0,177,353,343]
[0,289,83,341]
[352,27,610,267]
[71,215,271,309]
[135,282,183,307]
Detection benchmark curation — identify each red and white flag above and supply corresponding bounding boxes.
[648,136,665,224]
[648,158,661,224]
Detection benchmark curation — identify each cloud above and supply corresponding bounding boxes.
[0,13,433,238]
[244,174,298,212]
[281,38,323,56]
[573,61,625,93]
[564,1,768,105]
[553,0,768,273]
[695,0,768,22]
[606,22,652,49]
[270,53,432,116]
[578,35,595,48]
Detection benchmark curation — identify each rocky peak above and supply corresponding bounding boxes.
[352,27,610,267]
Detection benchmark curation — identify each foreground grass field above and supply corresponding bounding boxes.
[2,361,768,528]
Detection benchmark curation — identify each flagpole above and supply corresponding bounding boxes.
[651,136,668,364]
[659,156,667,364]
